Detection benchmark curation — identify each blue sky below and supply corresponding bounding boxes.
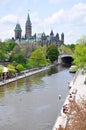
[0,0,86,44]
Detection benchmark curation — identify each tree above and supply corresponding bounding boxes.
[0,41,8,61]
[47,45,59,63]
[0,66,3,75]
[59,45,73,54]
[73,37,86,68]
[12,53,27,65]
[0,50,7,61]
[16,64,24,72]
[29,47,47,67]
[7,64,16,73]
[5,39,16,52]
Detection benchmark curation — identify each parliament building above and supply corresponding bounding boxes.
[14,13,64,47]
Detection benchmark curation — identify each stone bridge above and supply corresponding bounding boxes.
[58,53,73,65]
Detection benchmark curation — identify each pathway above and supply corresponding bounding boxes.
[52,69,86,130]
[0,65,53,87]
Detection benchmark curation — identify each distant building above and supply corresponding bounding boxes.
[14,23,22,40]
[14,13,64,47]
[25,13,32,39]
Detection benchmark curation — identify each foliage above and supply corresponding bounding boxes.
[66,99,86,130]
[4,39,16,52]
[12,53,27,65]
[47,45,59,63]
[16,64,24,72]
[59,45,73,54]
[24,61,33,69]
[0,40,16,61]
[73,38,86,68]
[66,44,75,52]
[0,41,8,51]
[29,47,47,67]
[7,64,16,73]
[0,66,3,74]
[0,50,8,61]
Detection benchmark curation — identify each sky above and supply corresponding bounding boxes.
[0,0,86,44]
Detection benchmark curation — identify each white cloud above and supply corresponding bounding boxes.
[44,9,64,24]
[67,3,86,22]
[43,2,86,26]
[0,14,17,24]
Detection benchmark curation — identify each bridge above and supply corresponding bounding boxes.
[58,53,73,65]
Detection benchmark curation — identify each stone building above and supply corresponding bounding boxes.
[25,13,32,39]
[14,23,22,40]
[14,13,64,47]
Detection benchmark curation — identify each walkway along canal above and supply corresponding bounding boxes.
[0,65,73,130]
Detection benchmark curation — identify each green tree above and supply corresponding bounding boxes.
[0,50,8,61]
[16,64,24,72]
[47,45,59,63]
[59,45,73,54]
[29,47,47,67]
[5,39,16,52]
[73,37,86,68]
[0,40,16,61]
[12,54,27,65]
[7,64,16,73]
[0,41,8,61]
[0,66,3,75]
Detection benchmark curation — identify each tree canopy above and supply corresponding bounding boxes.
[73,37,86,68]
[12,53,27,65]
[59,45,73,54]
[47,45,59,63]
[16,64,24,72]
[29,47,48,67]
[0,66,3,74]
[0,39,16,61]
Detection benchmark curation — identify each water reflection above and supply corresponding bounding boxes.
[0,86,5,98]
[0,65,67,98]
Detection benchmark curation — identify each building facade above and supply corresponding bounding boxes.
[14,23,22,40]
[14,13,64,46]
[25,13,32,39]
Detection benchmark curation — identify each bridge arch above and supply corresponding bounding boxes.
[58,54,73,65]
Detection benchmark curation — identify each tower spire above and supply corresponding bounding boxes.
[25,11,32,39]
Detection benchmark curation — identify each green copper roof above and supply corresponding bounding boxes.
[15,23,22,31]
[26,13,31,25]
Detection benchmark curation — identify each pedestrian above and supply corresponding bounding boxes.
[56,125,64,130]
[63,104,68,114]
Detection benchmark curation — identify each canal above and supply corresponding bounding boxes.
[0,65,73,130]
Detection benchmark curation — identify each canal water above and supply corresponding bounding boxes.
[0,65,73,130]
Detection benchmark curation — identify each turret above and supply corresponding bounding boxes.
[50,30,54,38]
[25,13,32,39]
[14,23,22,40]
[61,32,64,44]
[56,33,59,41]
[41,32,47,46]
